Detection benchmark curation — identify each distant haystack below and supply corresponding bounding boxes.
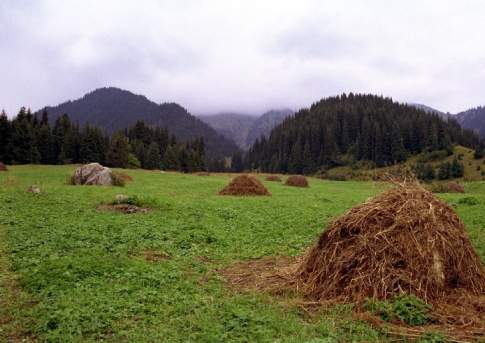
[219,175,271,196]
[0,162,7,171]
[447,181,465,193]
[266,175,282,182]
[71,163,113,186]
[285,175,308,187]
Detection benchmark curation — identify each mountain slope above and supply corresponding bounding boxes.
[246,94,478,174]
[38,87,239,158]
[409,103,450,120]
[199,109,293,150]
[199,113,256,149]
[245,109,293,148]
[456,107,485,138]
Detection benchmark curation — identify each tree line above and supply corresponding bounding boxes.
[0,108,208,172]
[245,94,479,174]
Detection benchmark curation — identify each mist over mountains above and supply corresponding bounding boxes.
[199,109,293,150]
[16,87,484,165]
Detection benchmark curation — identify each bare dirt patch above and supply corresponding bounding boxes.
[141,250,170,262]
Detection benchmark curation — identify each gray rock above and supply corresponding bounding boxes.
[115,194,129,203]
[27,185,41,194]
[72,163,113,186]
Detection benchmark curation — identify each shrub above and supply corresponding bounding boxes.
[112,195,142,206]
[417,150,450,163]
[111,172,126,187]
[457,197,480,206]
[127,153,141,169]
[417,332,447,343]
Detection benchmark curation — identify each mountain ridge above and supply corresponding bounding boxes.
[36,87,240,159]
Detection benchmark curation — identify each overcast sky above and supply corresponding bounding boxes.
[1,0,485,117]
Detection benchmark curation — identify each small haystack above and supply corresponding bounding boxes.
[219,175,271,196]
[116,172,133,183]
[266,175,282,182]
[285,175,308,187]
[0,162,7,171]
[196,172,211,176]
[297,183,485,303]
[447,181,465,193]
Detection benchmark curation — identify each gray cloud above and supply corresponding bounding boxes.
[1,0,485,117]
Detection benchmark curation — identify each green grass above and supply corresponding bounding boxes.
[0,165,484,342]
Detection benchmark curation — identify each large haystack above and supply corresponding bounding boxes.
[0,162,7,171]
[219,175,271,196]
[285,175,308,187]
[297,183,485,303]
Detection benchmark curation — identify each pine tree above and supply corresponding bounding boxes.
[0,110,11,163]
[59,123,81,163]
[231,151,244,172]
[10,109,40,163]
[390,123,406,163]
[52,114,72,163]
[80,125,107,163]
[36,123,55,164]
[450,158,464,178]
[162,145,179,170]
[437,162,451,180]
[144,142,161,170]
[106,132,130,168]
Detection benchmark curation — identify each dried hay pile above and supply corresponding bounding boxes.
[296,183,485,303]
[447,181,465,193]
[219,175,270,196]
[196,172,211,176]
[266,175,282,182]
[115,172,133,183]
[285,175,309,187]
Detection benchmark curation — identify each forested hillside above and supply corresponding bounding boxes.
[0,108,207,172]
[456,106,485,138]
[245,94,479,174]
[37,87,240,159]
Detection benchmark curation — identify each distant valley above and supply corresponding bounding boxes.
[199,109,293,150]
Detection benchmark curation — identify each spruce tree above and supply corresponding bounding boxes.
[106,132,130,168]
[144,142,161,170]
[231,151,244,172]
[0,110,11,163]
[162,145,179,170]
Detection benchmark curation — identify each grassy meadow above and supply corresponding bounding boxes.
[1,165,484,342]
